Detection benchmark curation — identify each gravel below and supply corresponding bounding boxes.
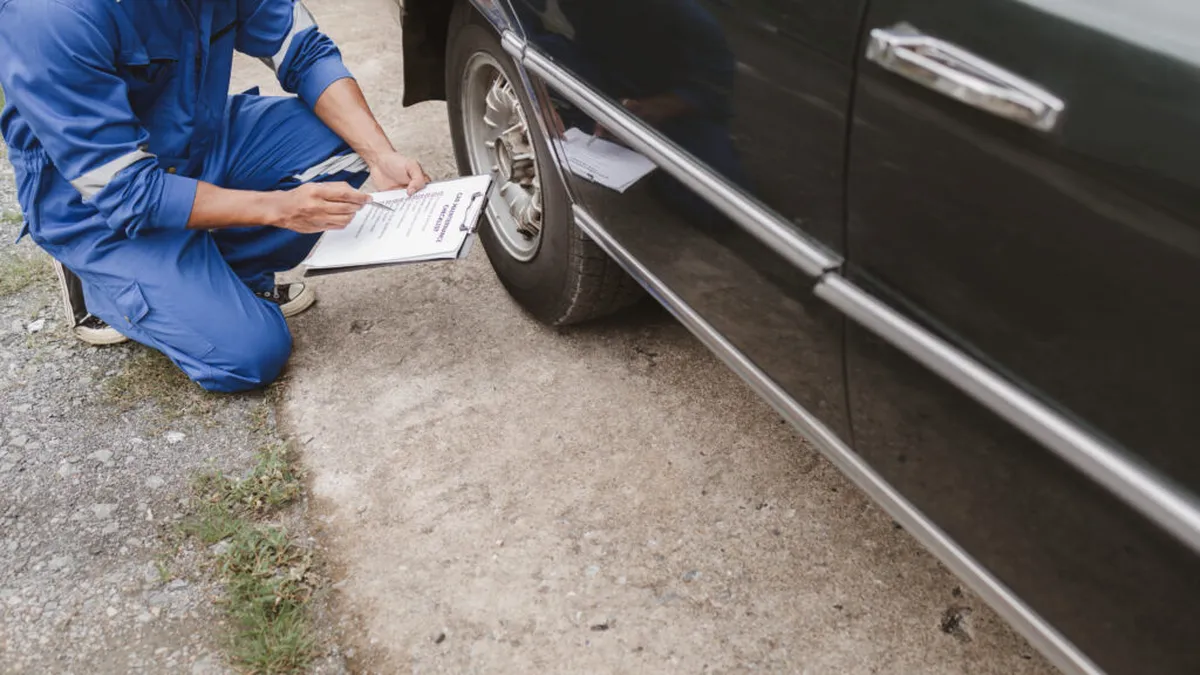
[0,139,343,672]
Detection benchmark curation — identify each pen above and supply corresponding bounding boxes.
[365,198,395,212]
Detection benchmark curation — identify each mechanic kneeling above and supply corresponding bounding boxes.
[0,0,428,392]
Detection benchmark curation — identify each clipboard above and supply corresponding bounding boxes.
[302,174,493,275]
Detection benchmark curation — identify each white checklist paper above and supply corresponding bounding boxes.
[304,174,492,274]
[560,128,656,193]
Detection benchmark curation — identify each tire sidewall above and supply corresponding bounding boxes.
[445,13,575,323]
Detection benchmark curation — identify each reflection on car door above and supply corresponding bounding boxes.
[840,0,1200,672]
[506,0,867,440]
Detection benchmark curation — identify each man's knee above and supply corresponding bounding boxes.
[196,315,293,393]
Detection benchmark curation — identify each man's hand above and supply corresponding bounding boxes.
[270,182,370,233]
[368,151,431,195]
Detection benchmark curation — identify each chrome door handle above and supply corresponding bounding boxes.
[866,24,1065,132]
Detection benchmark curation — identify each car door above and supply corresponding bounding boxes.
[504,0,865,443]
[834,0,1200,672]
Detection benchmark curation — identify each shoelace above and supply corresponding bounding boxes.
[256,287,285,303]
[79,314,110,329]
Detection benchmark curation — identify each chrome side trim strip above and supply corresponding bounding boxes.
[573,205,1100,675]
[471,0,523,37]
[508,37,838,278]
[500,29,525,59]
[816,275,1200,555]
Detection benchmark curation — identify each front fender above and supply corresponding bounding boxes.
[399,0,523,106]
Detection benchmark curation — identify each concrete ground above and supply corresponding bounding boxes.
[265,1,1058,673]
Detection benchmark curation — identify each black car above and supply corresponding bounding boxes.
[395,1,1200,672]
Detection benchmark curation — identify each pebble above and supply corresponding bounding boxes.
[191,653,223,675]
[142,563,162,585]
[90,504,117,520]
[89,450,113,464]
[164,432,186,444]
[26,319,45,333]
[145,476,166,490]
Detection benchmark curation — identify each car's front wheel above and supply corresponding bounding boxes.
[444,3,642,325]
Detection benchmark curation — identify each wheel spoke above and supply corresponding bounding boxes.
[463,54,544,256]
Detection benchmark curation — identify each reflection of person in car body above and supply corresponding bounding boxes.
[514,0,747,224]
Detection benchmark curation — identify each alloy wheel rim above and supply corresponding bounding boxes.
[461,52,543,261]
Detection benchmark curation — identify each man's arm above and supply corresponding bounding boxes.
[313,79,430,194]
[189,181,366,233]
[237,0,428,193]
[0,0,363,235]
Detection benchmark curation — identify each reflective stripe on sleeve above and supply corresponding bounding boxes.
[263,1,318,73]
[69,149,155,200]
[292,152,368,183]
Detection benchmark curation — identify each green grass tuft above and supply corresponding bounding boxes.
[103,349,220,419]
[181,443,315,674]
[190,443,304,518]
[218,524,315,673]
[0,251,51,297]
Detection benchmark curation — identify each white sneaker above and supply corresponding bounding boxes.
[52,259,129,346]
[73,314,131,345]
[256,282,317,318]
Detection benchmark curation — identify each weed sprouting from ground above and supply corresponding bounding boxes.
[102,349,219,419]
[192,443,303,517]
[0,250,51,297]
[218,525,315,672]
[181,443,315,674]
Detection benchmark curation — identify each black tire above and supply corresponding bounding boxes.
[444,3,642,325]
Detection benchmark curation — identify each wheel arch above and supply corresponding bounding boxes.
[399,0,522,106]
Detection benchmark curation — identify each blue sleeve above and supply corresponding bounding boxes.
[0,0,197,238]
[236,0,354,107]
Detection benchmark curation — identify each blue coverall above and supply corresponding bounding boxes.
[0,0,368,392]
